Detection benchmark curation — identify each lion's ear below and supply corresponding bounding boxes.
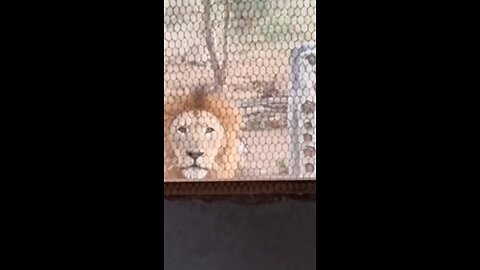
[207,84,217,92]
[211,84,224,93]
[192,84,216,93]
[195,83,221,93]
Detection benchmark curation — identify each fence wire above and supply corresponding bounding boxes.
[164,0,316,181]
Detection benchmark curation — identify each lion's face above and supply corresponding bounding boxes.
[168,110,226,180]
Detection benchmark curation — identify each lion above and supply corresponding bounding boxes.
[164,88,245,181]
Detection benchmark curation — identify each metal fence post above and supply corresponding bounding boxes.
[288,42,316,178]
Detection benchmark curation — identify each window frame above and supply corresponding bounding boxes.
[164,179,316,201]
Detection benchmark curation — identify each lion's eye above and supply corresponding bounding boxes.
[206,127,215,134]
[178,127,187,133]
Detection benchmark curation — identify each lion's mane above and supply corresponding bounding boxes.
[164,89,244,180]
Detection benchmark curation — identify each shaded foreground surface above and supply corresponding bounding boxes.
[164,199,316,270]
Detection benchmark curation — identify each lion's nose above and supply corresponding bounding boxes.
[186,151,204,160]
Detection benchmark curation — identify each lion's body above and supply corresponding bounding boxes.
[164,89,244,181]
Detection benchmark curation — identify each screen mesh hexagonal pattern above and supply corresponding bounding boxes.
[164,0,316,181]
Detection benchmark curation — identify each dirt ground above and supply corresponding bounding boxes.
[240,128,291,178]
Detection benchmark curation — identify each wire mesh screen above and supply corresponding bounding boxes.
[164,0,316,181]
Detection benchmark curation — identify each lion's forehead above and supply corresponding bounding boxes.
[174,110,223,128]
[170,110,225,153]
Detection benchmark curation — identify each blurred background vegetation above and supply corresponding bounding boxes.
[164,0,316,45]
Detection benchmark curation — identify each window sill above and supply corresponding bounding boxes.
[164,179,316,203]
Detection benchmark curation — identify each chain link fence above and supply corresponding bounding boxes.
[164,0,316,181]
